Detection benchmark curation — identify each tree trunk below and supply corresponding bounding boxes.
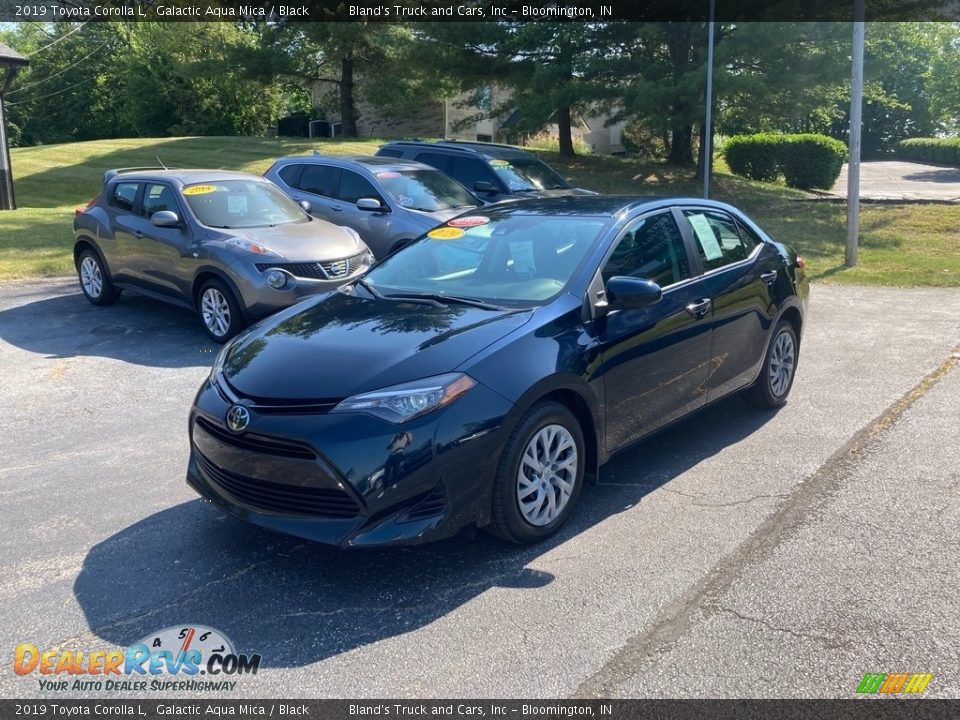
[339,55,358,138]
[669,124,693,165]
[557,105,575,158]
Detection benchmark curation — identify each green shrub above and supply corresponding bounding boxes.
[723,134,784,182]
[896,138,960,165]
[780,134,847,190]
[723,133,847,190]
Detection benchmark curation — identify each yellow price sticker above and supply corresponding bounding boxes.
[183,185,217,195]
[427,227,466,240]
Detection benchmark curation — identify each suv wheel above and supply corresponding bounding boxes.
[77,248,120,306]
[197,279,244,342]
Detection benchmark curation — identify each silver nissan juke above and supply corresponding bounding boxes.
[73,168,375,342]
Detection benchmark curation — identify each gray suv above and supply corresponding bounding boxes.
[375,140,596,204]
[264,155,481,258]
[73,168,374,341]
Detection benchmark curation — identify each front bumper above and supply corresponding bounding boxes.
[186,375,514,548]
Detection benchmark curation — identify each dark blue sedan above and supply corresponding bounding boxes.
[187,196,809,547]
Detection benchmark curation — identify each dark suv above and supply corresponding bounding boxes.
[375,140,595,203]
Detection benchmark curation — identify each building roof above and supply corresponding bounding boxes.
[0,43,29,67]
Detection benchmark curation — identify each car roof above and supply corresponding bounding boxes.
[380,140,536,161]
[103,168,263,185]
[481,195,747,218]
[270,154,434,173]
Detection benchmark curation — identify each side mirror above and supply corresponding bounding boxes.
[606,276,662,310]
[474,181,496,194]
[151,210,180,228]
[299,200,312,213]
[357,197,384,211]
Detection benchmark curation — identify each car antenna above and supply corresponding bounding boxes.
[155,156,168,170]
[313,149,322,157]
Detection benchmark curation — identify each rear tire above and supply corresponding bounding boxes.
[197,279,245,343]
[743,319,799,408]
[488,401,585,544]
[77,248,120,306]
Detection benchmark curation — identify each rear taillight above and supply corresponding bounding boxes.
[75,198,95,217]
[795,255,807,271]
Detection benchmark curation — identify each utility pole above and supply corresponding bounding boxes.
[846,0,865,267]
[702,0,716,199]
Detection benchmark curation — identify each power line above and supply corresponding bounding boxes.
[7,40,110,97]
[25,21,89,58]
[6,75,97,106]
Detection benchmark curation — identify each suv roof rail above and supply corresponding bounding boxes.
[102,167,179,184]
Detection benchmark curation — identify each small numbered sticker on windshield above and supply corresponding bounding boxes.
[183,185,217,195]
[427,227,466,240]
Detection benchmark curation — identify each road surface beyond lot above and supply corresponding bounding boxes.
[0,278,958,698]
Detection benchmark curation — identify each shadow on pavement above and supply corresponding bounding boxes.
[73,396,777,668]
[0,286,219,368]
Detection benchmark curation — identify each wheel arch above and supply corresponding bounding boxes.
[191,267,249,319]
[73,236,109,274]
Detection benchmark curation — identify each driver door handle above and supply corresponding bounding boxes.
[685,298,712,319]
[761,270,778,285]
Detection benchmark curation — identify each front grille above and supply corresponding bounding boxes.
[403,483,448,522]
[196,452,361,518]
[257,252,367,280]
[195,416,316,461]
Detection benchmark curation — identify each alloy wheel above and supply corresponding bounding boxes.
[517,424,578,527]
[769,329,796,398]
[80,256,103,299]
[201,287,231,338]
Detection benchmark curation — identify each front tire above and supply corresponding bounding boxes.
[77,248,120,306]
[743,319,799,408]
[197,279,245,343]
[489,401,585,544]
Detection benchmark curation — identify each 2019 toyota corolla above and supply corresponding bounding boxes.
[187,196,808,547]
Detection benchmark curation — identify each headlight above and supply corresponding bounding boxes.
[331,373,476,423]
[225,237,278,256]
[265,269,288,289]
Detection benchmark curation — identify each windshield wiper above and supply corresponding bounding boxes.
[383,291,506,311]
[355,277,385,300]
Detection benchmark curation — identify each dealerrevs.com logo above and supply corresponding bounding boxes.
[856,673,933,695]
[14,625,261,693]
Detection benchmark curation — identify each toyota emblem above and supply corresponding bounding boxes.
[226,404,250,433]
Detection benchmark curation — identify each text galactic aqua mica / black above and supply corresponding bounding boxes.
[186,196,809,548]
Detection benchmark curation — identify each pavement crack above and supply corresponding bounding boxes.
[688,493,789,509]
[711,602,848,650]
[571,346,960,699]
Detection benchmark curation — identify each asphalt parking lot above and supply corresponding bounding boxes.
[1,277,959,698]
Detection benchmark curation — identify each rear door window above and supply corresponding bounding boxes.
[450,157,500,191]
[680,209,754,272]
[297,164,340,198]
[277,164,303,188]
[413,152,451,173]
[109,182,139,212]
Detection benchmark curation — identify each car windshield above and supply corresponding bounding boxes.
[490,158,570,191]
[182,180,308,229]
[376,168,478,212]
[363,213,609,306]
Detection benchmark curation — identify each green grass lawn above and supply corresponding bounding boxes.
[1,136,958,286]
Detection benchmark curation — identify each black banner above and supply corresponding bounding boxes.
[2,700,960,720]
[0,0,956,23]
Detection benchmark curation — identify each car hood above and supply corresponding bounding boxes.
[216,218,366,262]
[221,290,532,401]
[523,187,598,198]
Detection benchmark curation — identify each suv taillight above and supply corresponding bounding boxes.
[74,198,95,217]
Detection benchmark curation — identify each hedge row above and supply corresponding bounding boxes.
[723,133,848,190]
[896,138,960,165]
